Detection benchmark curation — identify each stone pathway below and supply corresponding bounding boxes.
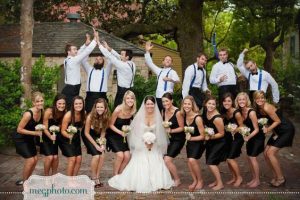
[1,117,300,199]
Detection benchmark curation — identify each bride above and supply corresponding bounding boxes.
[108,95,174,192]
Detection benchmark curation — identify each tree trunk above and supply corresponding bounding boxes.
[20,0,34,101]
[175,0,204,75]
[262,45,274,74]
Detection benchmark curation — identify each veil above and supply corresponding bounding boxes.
[128,96,169,154]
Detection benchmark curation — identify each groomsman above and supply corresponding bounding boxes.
[237,48,280,103]
[98,40,136,108]
[182,53,211,110]
[82,36,112,112]
[145,41,180,111]
[62,30,97,109]
[209,48,238,105]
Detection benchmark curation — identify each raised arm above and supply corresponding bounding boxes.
[266,72,280,103]
[78,33,91,55]
[102,41,121,60]
[144,41,161,75]
[98,43,124,69]
[236,49,250,78]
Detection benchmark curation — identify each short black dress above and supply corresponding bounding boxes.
[163,109,185,158]
[40,118,59,156]
[258,109,295,148]
[13,110,42,158]
[203,114,227,165]
[106,117,132,152]
[82,127,103,156]
[58,121,83,157]
[223,110,244,159]
[185,115,205,160]
[244,109,265,157]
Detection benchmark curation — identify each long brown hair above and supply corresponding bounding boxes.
[52,94,67,123]
[90,98,110,133]
[70,96,86,126]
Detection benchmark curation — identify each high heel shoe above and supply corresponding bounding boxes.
[271,178,286,187]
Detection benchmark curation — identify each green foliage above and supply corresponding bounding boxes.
[132,73,157,108]
[0,59,23,146]
[31,56,60,107]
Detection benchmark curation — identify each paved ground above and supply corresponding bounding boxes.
[1,115,300,199]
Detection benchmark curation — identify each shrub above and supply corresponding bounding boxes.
[0,59,23,146]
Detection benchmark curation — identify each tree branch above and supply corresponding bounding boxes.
[113,22,176,39]
[216,16,234,46]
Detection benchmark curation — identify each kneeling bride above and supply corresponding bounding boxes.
[108,96,174,192]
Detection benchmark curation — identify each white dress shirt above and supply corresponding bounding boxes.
[182,63,208,98]
[209,61,237,86]
[144,52,180,98]
[99,45,136,88]
[82,55,112,93]
[237,53,280,103]
[64,40,97,85]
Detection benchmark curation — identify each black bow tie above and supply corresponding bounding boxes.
[222,61,229,64]
[251,72,258,75]
[197,67,204,71]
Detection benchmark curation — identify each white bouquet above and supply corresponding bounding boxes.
[239,126,251,138]
[142,131,156,151]
[184,126,194,145]
[225,123,238,140]
[96,137,106,146]
[258,118,268,126]
[162,121,172,138]
[121,125,131,143]
[204,127,215,144]
[35,124,45,143]
[66,125,77,144]
[49,125,60,144]
[96,137,107,152]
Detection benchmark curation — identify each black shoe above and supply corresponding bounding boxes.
[15,180,24,186]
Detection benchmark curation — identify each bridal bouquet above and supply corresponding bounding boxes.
[258,118,268,126]
[49,125,60,144]
[142,131,156,151]
[162,121,172,138]
[66,125,77,144]
[121,125,131,143]
[184,126,194,145]
[35,124,45,143]
[225,123,238,140]
[239,126,251,138]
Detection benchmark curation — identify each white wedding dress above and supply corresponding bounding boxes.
[108,123,174,193]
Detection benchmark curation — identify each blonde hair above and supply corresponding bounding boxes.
[253,91,266,111]
[235,92,251,108]
[121,90,136,115]
[180,95,199,115]
[31,91,44,102]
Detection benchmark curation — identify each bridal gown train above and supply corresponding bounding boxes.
[108,124,174,193]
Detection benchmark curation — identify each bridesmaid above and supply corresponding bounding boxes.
[235,92,262,188]
[161,92,184,187]
[82,98,110,187]
[106,90,136,175]
[181,95,205,191]
[14,91,44,185]
[220,93,244,187]
[41,94,67,176]
[60,96,86,176]
[203,96,226,190]
[253,91,295,187]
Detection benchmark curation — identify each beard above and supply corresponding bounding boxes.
[94,63,104,70]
